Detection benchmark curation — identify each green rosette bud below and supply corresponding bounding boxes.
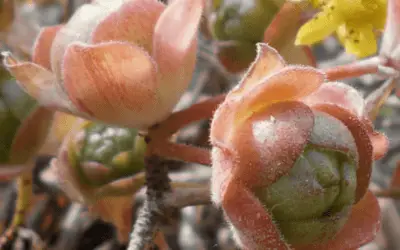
[66,122,146,190]
[215,40,257,73]
[54,121,147,242]
[255,145,357,244]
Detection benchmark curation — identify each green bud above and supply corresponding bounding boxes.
[216,41,258,73]
[209,0,282,42]
[255,145,357,244]
[70,122,146,187]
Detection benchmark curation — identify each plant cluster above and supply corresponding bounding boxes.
[1,0,400,249]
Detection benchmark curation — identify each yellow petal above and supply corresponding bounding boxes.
[335,0,365,16]
[371,4,387,30]
[309,0,323,8]
[295,3,342,45]
[336,23,377,58]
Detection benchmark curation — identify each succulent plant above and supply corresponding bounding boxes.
[2,0,204,130]
[210,44,386,249]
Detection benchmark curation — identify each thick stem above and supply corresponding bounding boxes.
[127,155,172,250]
[127,200,161,250]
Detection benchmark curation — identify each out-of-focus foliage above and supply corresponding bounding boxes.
[0,67,39,164]
[207,0,284,72]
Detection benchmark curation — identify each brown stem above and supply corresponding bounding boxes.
[143,95,223,166]
[374,188,400,199]
[324,56,384,81]
[150,94,226,140]
[152,141,211,166]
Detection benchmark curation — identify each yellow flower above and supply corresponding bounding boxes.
[295,0,387,57]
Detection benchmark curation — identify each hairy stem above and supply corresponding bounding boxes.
[150,94,226,140]
[127,155,171,250]
[324,56,384,81]
[152,141,211,166]
[374,188,400,199]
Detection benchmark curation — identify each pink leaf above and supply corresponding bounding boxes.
[235,66,325,123]
[32,25,63,70]
[91,0,165,52]
[302,82,366,117]
[229,43,286,98]
[152,0,203,102]
[63,41,162,129]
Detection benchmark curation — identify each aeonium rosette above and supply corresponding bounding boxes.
[210,43,388,249]
[1,0,204,130]
[50,120,147,242]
